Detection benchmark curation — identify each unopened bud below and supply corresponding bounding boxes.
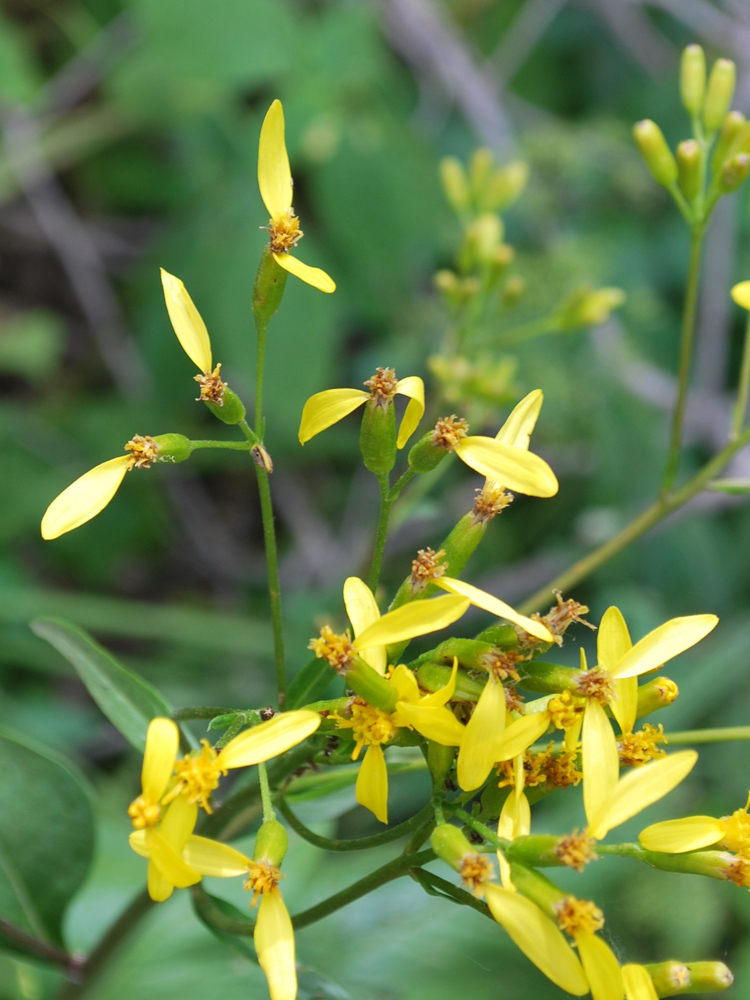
[434,269,459,294]
[677,139,701,202]
[502,275,526,305]
[360,397,396,475]
[719,153,750,193]
[483,160,529,212]
[459,213,503,271]
[347,657,399,712]
[251,444,273,473]
[636,676,678,719]
[680,45,706,118]
[704,59,736,134]
[633,120,678,187]
[556,286,626,329]
[440,157,470,214]
[712,111,746,173]
[643,961,691,996]
[683,961,734,992]
[252,246,288,327]
[151,433,192,463]
[431,823,474,870]
[204,386,246,425]
[469,148,494,200]
[253,820,288,866]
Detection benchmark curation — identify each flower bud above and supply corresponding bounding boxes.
[459,214,503,271]
[677,139,701,203]
[636,676,678,719]
[633,120,678,187]
[484,161,529,212]
[347,656,399,712]
[683,962,734,992]
[204,386,246,425]
[704,59,736,134]
[431,823,474,871]
[473,623,519,650]
[718,153,750,194]
[408,430,449,474]
[469,148,494,201]
[151,433,192,463]
[502,275,526,305]
[439,157,470,214]
[556,286,626,329]
[488,244,515,286]
[680,44,705,118]
[426,742,456,785]
[253,820,288,867]
[416,661,484,702]
[252,246,288,327]
[360,397,397,476]
[711,111,746,173]
[643,961,691,996]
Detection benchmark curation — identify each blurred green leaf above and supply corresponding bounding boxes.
[0,311,64,382]
[287,657,332,710]
[298,968,352,1000]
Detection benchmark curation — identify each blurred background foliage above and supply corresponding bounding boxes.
[2,0,750,997]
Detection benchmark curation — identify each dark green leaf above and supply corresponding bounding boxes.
[287,657,334,709]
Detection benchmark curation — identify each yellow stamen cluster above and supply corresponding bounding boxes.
[244,860,283,906]
[481,649,522,682]
[504,686,525,713]
[127,794,161,829]
[432,414,469,451]
[554,896,605,936]
[335,699,397,760]
[363,367,399,405]
[497,742,582,791]
[309,626,356,673]
[471,484,513,526]
[575,668,616,706]
[459,853,494,897]
[554,831,598,872]
[719,796,750,856]
[194,363,227,404]
[618,724,667,767]
[530,592,594,647]
[125,434,159,469]
[547,690,584,731]
[542,746,583,789]
[410,547,447,591]
[168,740,228,813]
[266,208,303,253]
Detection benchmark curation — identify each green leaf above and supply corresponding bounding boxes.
[31,618,170,752]
[287,657,334,709]
[0,726,94,946]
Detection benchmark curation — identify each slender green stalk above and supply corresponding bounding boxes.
[191,886,255,939]
[189,440,251,451]
[369,473,393,592]
[277,797,434,852]
[0,918,72,970]
[387,467,417,502]
[257,761,275,822]
[451,808,507,851]
[666,726,750,744]
[412,869,493,920]
[494,316,559,348]
[732,311,750,439]
[662,227,705,491]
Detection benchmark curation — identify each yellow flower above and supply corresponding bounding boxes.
[623,964,659,1000]
[258,100,335,293]
[639,791,750,856]
[298,366,425,448]
[731,281,750,310]
[553,896,623,1000]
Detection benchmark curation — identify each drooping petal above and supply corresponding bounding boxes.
[497,790,530,840]
[160,269,212,372]
[612,615,719,679]
[496,712,550,762]
[456,678,507,791]
[255,892,297,1000]
[638,816,723,854]
[356,743,388,823]
[147,860,174,902]
[219,711,321,769]
[159,796,199,853]
[390,664,421,703]
[395,376,425,448]
[597,607,632,670]
[731,280,750,310]
[145,828,201,889]
[343,577,385,675]
[183,836,251,877]
[41,456,130,539]
[353,594,470,651]
[483,885,588,996]
[436,577,553,643]
[454,436,558,497]
[418,657,459,708]
[394,703,464,746]
[141,717,179,802]
[494,390,543,449]
[298,388,368,445]
[622,964,658,1000]
[258,100,293,219]
[582,700,620,828]
[576,933,624,1000]
[273,252,336,293]
[588,750,698,840]
[612,676,638,736]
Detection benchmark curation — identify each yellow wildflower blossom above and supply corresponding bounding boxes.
[554,896,623,1000]
[640,791,750,856]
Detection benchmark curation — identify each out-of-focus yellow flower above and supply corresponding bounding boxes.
[731,280,750,310]
[258,100,335,293]
[640,791,750,856]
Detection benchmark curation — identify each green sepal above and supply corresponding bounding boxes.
[359,398,396,475]
[347,656,398,712]
[516,661,581,695]
[288,656,334,709]
[204,387,246,425]
[408,430,447,474]
[207,713,242,732]
[152,433,192,463]
[252,246,288,326]
[254,819,288,866]
[473,623,519,649]
[426,741,456,786]
[431,823,473,870]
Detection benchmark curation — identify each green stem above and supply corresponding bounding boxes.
[369,474,393,592]
[387,467,416,502]
[277,798,434,852]
[732,311,750,439]
[191,885,255,939]
[662,227,705,491]
[412,869,493,920]
[0,918,73,970]
[188,440,251,451]
[494,316,559,348]
[666,726,750,744]
[451,808,506,851]
[257,761,275,823]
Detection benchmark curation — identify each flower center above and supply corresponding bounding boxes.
[471,484,513,525]
[364,367,399,407]
[617,724,666,766]
[554,832,598,872]
[266,209,303,254]
[409,547,447,591]
[575,667,616,706]
[244,860,283,907]
[432,415,469,451]
[531,591,594,646]
[720,798,750,856]
[335,698,397,759]
[125,435,159,469]
[309,626,356,674]
[554,896,604,937]
[127,794,161,830]
[459,853,494,896]
[194,364,227,404]
[547,690,584,731]
[480,649,522,682]
[168,740,227,813]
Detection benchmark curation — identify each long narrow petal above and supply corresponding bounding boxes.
[159,796,198,853]
[395,702,464,746]
[418,657,458,708]
[454,437,558,497]
[638,816,722,853]
[160,269,212,372]
[582,701,619,828]
[483,885,588,995]
[437,577,553,643]
[497,790,530,839]
[183,836,251,877]
[395,376,425,448]
[41,456,130,539]
[588,750,698,840]
[128,830,149,858]
[255,893,296,1000]
[597,607,631,670]
[494,390,543,449]
[219,711,321,769]
[356,744,388,823]
[273,252,336,293]
[141,717,179,801]
[613,615,719,679]
[622,964,658,1000]
[496,712,550,762]
[147,860,174,902]
[344,577,385,675]
[390,664,421,703]
[612,676,638,735]
[497,848,515,890]
[258,100,292,218]
[353,594,470,651]
[298,388,368,444]
[576,933,624,1000]
[145,828,201,889]
[456,679,507,791]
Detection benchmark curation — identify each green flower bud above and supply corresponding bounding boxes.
[347,655,398,712]
[426,742,456,786]
[704,59,736,134]
[642,962,691,996]
[459,213,503,272]
[408,430,449,474]
[152,433,192,463]
[636,676,678,719]
[676,139,701,203]
[416,661,484,702]
[484,161,529,212]
[253,820,288,866]
[515,660,581,694]
[252,246,288,327]
[204,386,246,425]
[473,623,519,649]
[469,148,494,201]
[633,120,678,187]
[439,157,470,214]
[719,152,750,193]
[431,823,474,871]
[555,286,626,329]
[680,44,705,118]
[360,397,397,476]
[502,275,526,305]
[681,962,734,993]
[711,111,746,173]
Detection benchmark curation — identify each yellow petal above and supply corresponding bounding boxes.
[141,717,179,802]
[494,390,543,449]
[418,657,458,708]
[219,711,321,769]
[395,702,465,746]
[576,933,624,1000]
[255,892,297,1000]
[622,964,658,1000]
[454,436,558,497]
[390,664,420,703]
[298,388,368,445]
[395,376,425,448]
[497,848,515,890]
[437,577,553,643]
[483,885,588,995]
[273,252,336,293]
[638,816,723,853]
[159,796,198,853]
[731,280,750,311]
[147,859,174,902]
[183,836,251,877]
[160,268,212,372]
[353,594,470,651]
[597,606,632,670]
[613,615,719,679]
[128,829,149,858]
[497,789,530,840]
[588,750,698,840]
[356,743,388,824]
[612,676,638,735]
[343,577,385,675]
[456,678,507,791]
[496,712,550,762]
[258,100,292,219]
[41,456,130,539]
[145,828,201,889]
[582,700,620,828]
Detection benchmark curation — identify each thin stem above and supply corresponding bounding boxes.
[662,227,705,492]
[412,869,493,920]
[369,473,392,592]
[188,440,251,451]
[732,311,750,439]
[257,761,275,823]
[666,726,750,744]
[494,316,559,348]
[0,918,73,971]
[254,319,268,435]
[277,798,434,852]
[387,467,417,502]
[451,808,507,851]
[191,885,255,940]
